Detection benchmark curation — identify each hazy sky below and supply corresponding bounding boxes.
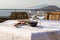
[0,0,60,9]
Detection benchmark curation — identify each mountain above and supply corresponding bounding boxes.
[30,4,60,11]
[40,5,59,9]
[39,5,60,11]
[29,4,49,9]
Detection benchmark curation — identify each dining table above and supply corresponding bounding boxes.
[0,20,60,40]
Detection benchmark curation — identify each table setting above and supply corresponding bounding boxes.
[11,14,60,29]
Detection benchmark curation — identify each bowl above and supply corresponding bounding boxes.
[28,21,38,27]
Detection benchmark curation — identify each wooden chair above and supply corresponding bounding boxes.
[10,12,16,19]
[10,12,29,19]
[45,12,60,20]
[10,12,30,22]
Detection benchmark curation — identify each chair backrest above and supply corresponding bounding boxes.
[10,12,29,19]
[10,12,30,23]
[10,12,16,19]
[45,12,60,20]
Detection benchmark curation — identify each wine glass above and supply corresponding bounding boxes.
[30,15,39,22]
[37,15,45,26]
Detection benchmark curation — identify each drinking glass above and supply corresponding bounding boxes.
[37,16,45,26]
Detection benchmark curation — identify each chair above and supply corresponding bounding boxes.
[45,12,60,20]
[10,12,30,22]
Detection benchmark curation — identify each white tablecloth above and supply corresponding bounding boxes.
[0,20,60,40]
[0,26,60,40]
[37,20,60,29]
